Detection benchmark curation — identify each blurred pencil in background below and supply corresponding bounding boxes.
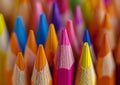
[24,30,37,85]
[5,32,20,85]
[96,34,116,85]
[0,14,9,85]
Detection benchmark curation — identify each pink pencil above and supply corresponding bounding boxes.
[54,28,75,85]
[74,5,85,48]
[66,20,80,62]
[31,0,43,32]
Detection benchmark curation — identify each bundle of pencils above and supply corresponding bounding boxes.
[0,0,120,85]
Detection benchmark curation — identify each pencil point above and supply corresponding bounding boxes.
[102,13,112,30]
[75,5,83,25]
[59,28,70,45]
[83,29,92,46]
[35,44,46,71]
[16,52,25,70]
[0,14,6,36]
[98,33,110,57]
[51,2,63,33]
[36,13,48,45]
[47,24,58,50]
[10,32,21,55]
[80,42,92,68]
[14,16,27,53]
[27,30,37,54]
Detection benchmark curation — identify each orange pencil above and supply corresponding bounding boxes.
[12,52,26,85]
[31,45,52,85]
[96,34,116,85]
[24,30,37,85]
[45,24,58,70]
[114,37,120,85]
[5,32,21,85]
[95,13,116,53]
[89,0,105,43]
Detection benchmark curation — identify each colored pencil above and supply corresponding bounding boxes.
[5,32,20,85]
[83,29,96,65]
[89,0,105,42]
[79,0,94,27]
[115,37,120,85]
[24,30,37,85]
[66,19,80,61]
[36,13,48,45]
[96,34,116,85]
[75,42,96,85]
[51,2,63,34]
[0,14,9,85]
[74,5,85,48]
[14,16,27,53]
[31,0,43,32]
[57,0,72,24]
[95,14,116,51]
[12,52,26,85]
[31,44,52,85]
[45,24,58,70]
[54,28,75,85]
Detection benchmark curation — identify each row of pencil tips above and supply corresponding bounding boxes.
[0,12,118,85]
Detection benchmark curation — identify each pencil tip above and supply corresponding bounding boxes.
[59,28,70,45]
[35,44,46,71]
[80,42,92,68]
[83,29,92,46]
[10,32,20,55]
[16,52,25,70]
[102,13,112,30]
[75,5,83,24]
[46,24,58,47]
[51,2,62,33]
[0,13,6,36]
[14,16,27,52]
[26,30,37,54]
[36,13,48,45]
[98,33,110,57]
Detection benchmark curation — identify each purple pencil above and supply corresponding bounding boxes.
[54,28,75,85]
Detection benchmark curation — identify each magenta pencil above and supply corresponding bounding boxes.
[54,28,75,85]
[56,0,72,24]
[74,5,85,47]
[66,19,80,61]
